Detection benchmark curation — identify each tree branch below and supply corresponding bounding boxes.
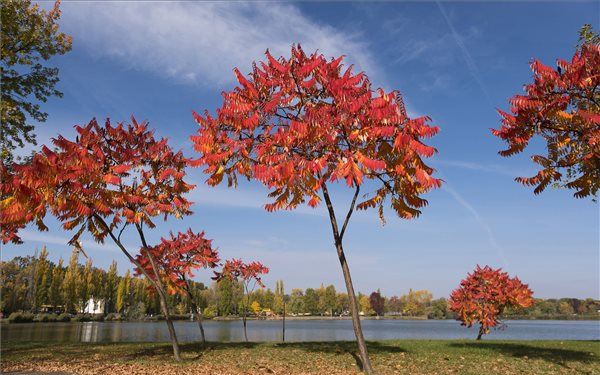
[320,181,340,244]
[340,183,360,240]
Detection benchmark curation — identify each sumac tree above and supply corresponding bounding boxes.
[192,45,441,373]
[1,118,196,360]
[135,229,220,345]
[214,259,268,342]
[449,265,533,340]
[492,27,600,199]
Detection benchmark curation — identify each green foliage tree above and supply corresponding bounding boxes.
[77,258,92,312]
[116,270,130,314]
[289,288,304,315]
[272,279,284,314]
[0,0,72,161]
[429,298,448,319]
[48,258,63,312]
[337,292,349,315]
[105,261,118,313]
[303,288,319,315]
[34,246,49,311]
[323,285,338,316]
[216,277,241,316]
[61,250,79,314]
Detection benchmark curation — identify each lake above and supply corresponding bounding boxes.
[2,319,598,343]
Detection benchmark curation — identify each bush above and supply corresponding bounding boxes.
[105,313,123,321]
[170,314,190,321]
[7,312,34,323]
[72,314,93,322]
[34,313,58,322]
[91,314,104,322]
[57,313,72,322]
[143,314,164,321]
[126,302,147,320]
[203,305,217,319]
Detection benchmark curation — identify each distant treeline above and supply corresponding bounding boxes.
[2,248,599,321]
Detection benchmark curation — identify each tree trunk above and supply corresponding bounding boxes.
[156,285,181,361]
[183,280,206,345]
[320,182,374,374]
[336,242,374,374]
[192,301,206,345]
[96,216,182,361]
[243,315,248,342]
[477,326,484,340]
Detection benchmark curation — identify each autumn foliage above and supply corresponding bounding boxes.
[1,117,201,360]
[215,258,269,288]
[134,229,220,295]
[215,258,268,342]
[449,265,533,339]
[1,117,195,246]
[192,45,441,221]
[492,40,600,198]
[192,45,441,373]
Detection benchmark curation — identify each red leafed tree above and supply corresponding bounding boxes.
[492,28,600,199]
[135,229,220,345]
[191,45,441,373]
[1,118,196,360]
[369,290,385,317]
[214,259,268,342]
[448,265,533,340]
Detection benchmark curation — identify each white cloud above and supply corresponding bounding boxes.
[60,2,380,87]
[17,230,122,253]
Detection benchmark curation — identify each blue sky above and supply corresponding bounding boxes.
[4,1,599,299]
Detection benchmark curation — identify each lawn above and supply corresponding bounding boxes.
[1,340,598,375]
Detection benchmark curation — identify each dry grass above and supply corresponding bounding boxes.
[2,340,598,375]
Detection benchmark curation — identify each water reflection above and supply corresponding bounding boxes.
[1,319,598,343]
[80,322,99,342]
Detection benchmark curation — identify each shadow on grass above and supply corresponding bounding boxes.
[197,341,406,370]
[449,342,598,367]
[2,340,406,370]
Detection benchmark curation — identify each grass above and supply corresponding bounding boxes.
[1,340,598,375]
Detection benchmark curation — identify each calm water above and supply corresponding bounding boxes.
[2,319,599,343]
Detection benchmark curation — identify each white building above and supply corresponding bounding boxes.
[83,297,105,314]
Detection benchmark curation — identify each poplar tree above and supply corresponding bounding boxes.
[62,250,79,313]
[48,258,63,311]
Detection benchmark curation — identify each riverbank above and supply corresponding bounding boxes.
[2,340,598,375]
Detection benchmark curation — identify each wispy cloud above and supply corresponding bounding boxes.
[433,159,532,177]
[186,180,327,217]
[17,230,123,253]
[443,184,509,267]
[436,1,490,101]
[60,2,380,87]
[383,12,481,93]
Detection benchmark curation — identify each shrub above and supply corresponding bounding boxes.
[7,312,34,323]
[57,313,72,322]
[34,313,58,322]
[203,305,217,319]
[72,314,93,322]
[91,314,104,322]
